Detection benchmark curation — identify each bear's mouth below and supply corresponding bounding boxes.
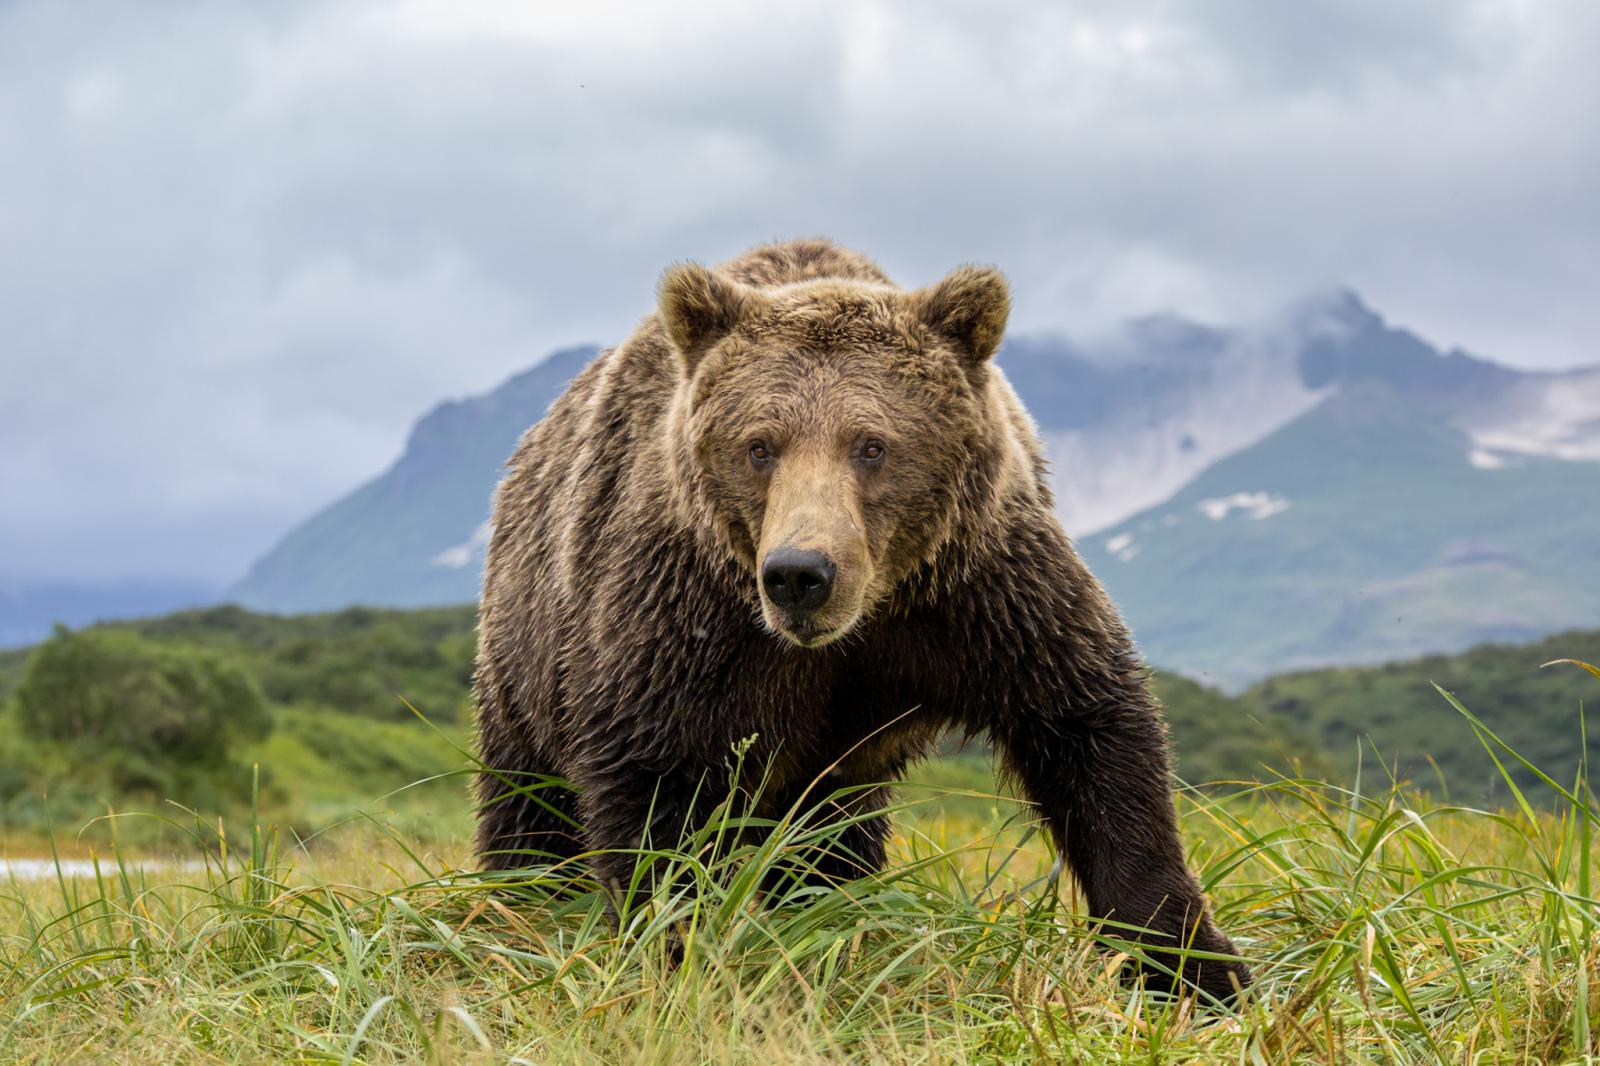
[774,618,843,649]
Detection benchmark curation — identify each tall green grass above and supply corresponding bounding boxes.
[3,674,1599,1064]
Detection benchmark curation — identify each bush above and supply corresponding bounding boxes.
[14,625,272,795]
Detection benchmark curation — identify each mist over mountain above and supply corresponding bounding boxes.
[45,292,1594,683]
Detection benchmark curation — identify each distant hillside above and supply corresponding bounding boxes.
[0,604,479,841]
[0,604,1298,812]
[1242,628,1600,804]
[7,604,1594,814]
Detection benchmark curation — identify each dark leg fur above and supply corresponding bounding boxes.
[956,523,1252,1003]
[575,761,727,893]
[762,780,892,897]
[992,698,1251,1002]
[576,760,893,905]
[475,760,586,871]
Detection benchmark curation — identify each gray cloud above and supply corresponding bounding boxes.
[2,0,1596,583]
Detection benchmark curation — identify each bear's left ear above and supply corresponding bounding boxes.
[658,262,762,372]
[912,265,1011,364]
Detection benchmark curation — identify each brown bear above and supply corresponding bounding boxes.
[474,238,1251,1000]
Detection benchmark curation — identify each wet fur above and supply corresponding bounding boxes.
[474,238,1251,999]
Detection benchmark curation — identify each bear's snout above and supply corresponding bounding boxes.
[761,547,836,616]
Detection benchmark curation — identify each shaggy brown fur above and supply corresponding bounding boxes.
[474,238,1251,1000]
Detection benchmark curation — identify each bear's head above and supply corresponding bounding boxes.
[659,262,1011,647]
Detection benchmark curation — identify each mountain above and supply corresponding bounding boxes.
[1004,310,1329,534]
[229,292,1600,687]
[1078,295,1600,687]
[1082,384,1600,687]
[229,346,599,612]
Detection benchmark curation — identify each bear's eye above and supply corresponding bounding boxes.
[748,440,773,467]
[859,438,886,464]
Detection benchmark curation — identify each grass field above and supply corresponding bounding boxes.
[4,684,1600,1064]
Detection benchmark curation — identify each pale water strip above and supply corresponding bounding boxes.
[2,857,206,881]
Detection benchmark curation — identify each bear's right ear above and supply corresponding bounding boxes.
[658,263,759,371]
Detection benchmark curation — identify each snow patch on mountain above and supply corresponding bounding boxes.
[1468,448,1510,470]
[1196,492,1291,521]
[431,520,491,570]
[1104,532,1140,561]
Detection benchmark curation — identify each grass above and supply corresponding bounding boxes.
[3,681,1600,1064]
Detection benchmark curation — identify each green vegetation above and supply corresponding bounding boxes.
[4,687,1600,1063]
[1244,627,1600,805]
[1151,672,1316,786]
[7,625,270,817]
[1,602,1592,850]
[121,603,480,723]
[0,605,476,845]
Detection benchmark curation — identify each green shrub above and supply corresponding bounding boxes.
[13,625,272,797]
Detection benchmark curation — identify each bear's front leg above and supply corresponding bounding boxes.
[961,526,1253,1003]
[991,698,1251,1002]
[572,757,724,906]
[760,777,893,898]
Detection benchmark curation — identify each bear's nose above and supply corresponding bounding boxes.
[761,548,836,613]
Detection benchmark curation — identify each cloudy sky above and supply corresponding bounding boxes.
[3,0,1597,587]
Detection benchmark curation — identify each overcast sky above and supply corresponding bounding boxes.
[3,0,1597,586]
